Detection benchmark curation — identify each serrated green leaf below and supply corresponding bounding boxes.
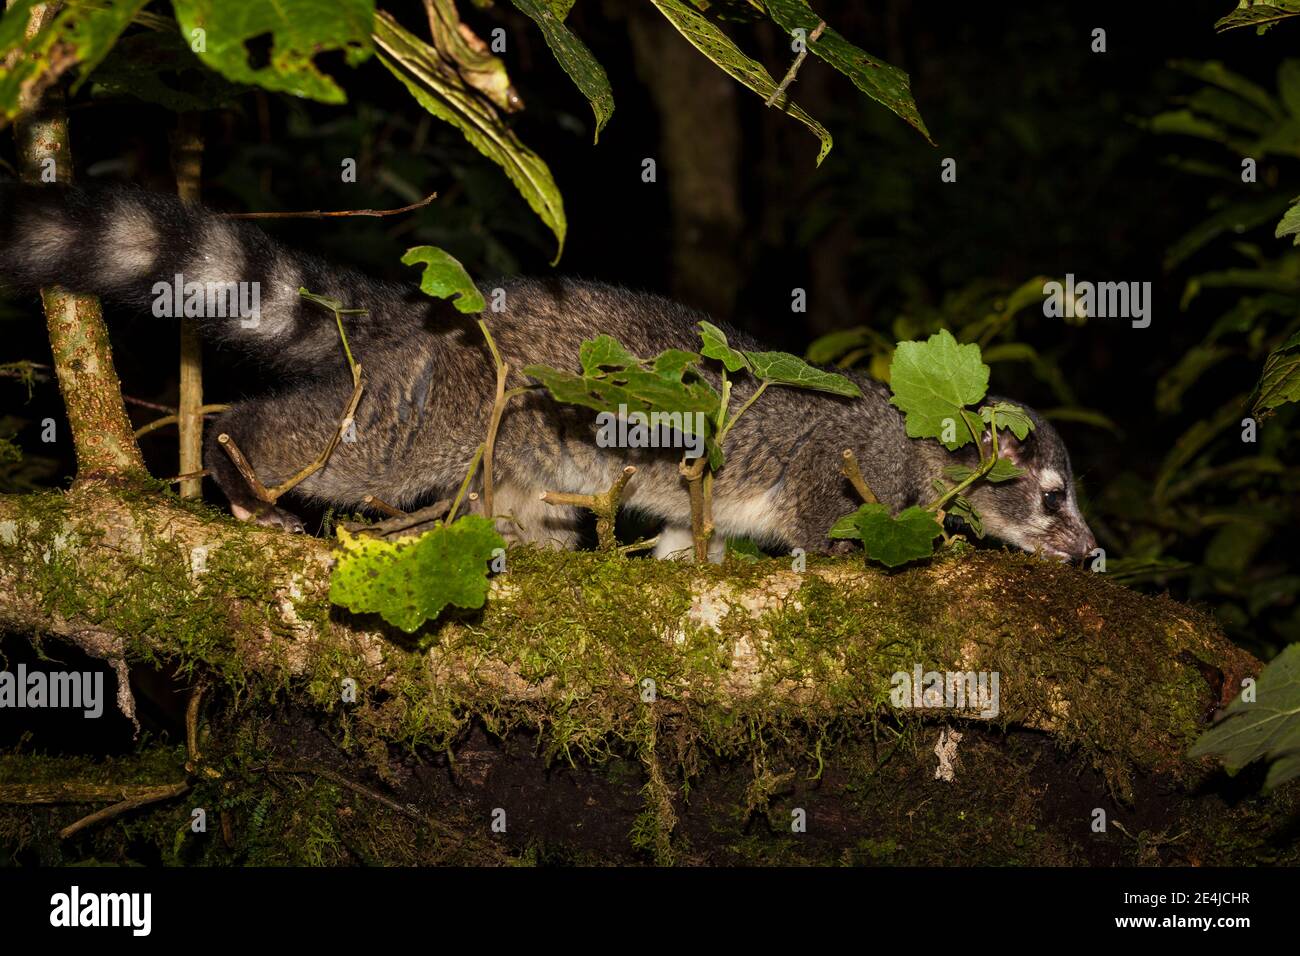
[401,246,485,313]
[698,321,750,373]
[980,402,1034,440]
[853,503,941,568]
[649,0,832,165]
[330,516,504,633]
[581,335,640,373]
[0,0,148,123]
[827,511,862,539]
[171,0,373,105]
[984,458,1024,483]
[1188,643,1300,791]
[744,350,861,396]
[1215,0,1300,34]
[509,0,613,141]
[1253,329,1300,417]
[888,329,989,449]
[374,10,566,262]
[760,0,932,144]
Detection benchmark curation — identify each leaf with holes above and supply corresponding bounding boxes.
[330,516,504,633]
[509,0,613,141]
[171,0,373,105]
[402,246,485,313]
[760,0,932,144]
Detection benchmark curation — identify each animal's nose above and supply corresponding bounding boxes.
[1075,528,1097,559]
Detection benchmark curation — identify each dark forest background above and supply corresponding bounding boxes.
[2,0,1297,662]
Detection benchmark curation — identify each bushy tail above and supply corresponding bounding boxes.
[0,182,421,373]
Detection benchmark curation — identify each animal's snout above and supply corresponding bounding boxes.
[1071,527,1097,561]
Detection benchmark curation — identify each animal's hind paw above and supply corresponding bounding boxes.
[230,501,306,534]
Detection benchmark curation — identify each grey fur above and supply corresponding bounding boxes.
[0,183,1096,559]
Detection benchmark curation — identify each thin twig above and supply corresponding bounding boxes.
[58,783,191,840]
[185,681,206,770]
[541,466,637,550]
[766,21,826,107]
[841,448,879,504]
[220,192,436,220]
[133,403,229,438]
[362,494,407,518]
[343,498,451,541]
[447,446,484,524]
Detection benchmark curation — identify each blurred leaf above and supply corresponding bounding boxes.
[760,0,932,144]
[648,0,832,165]
[509,0,613,141]
[401,246,485,313]
[1039,407,1120,432]
[1165,195,1293,269]
[373,10,566,260]
[1156,344,1234,415]
[1171,59,1282,118]
[88,29,253,111]
[171,0,373,104]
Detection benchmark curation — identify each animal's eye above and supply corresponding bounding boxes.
[1042,490,1064,513]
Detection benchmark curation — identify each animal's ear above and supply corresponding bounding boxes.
[982,427,1034,467]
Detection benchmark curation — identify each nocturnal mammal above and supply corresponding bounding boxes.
[0,183,1097,561]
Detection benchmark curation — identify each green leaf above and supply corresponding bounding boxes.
[330,516,504,633]
[827,511,862,540]
[648,0,832,165]
[980,402,1034,440]
[401,246,485,313]
[1215,0,1300,34]
[171,0,373,105]
[888,329,989,450]
[984,458,1024,483]
[1252,329,1300,418]
[509,0,613,142]
[760,0,932,144]
[698,322,750,373]
[87,30,254,112]
[1170,59,1283,120]
[1189,643,1300,791]
[0,0,148,123]
[1276,197,1300,245]
[744,351,862,396]
[944,494,984,538]
[581,335,640,373]
[373,10,566,261]
[524,336,721,440]
[853,503,942,568]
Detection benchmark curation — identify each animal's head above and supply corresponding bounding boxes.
[946,405,1096,562]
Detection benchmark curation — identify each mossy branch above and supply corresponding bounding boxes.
[10,2,145,479]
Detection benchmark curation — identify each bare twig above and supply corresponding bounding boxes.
[766,21,826,107]
[343,498,452,541]
[476,319,510,519]
[185,681,206,770]
[57,783,191,840]
[133,403,229,439]
[447,446,483,524]
[220,192,436,220]
[841,448,879,504]
[362,494,407,518]
[541,466,637,551]
[678,456,711,562]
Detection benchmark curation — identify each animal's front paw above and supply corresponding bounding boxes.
[230,501,306,533]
